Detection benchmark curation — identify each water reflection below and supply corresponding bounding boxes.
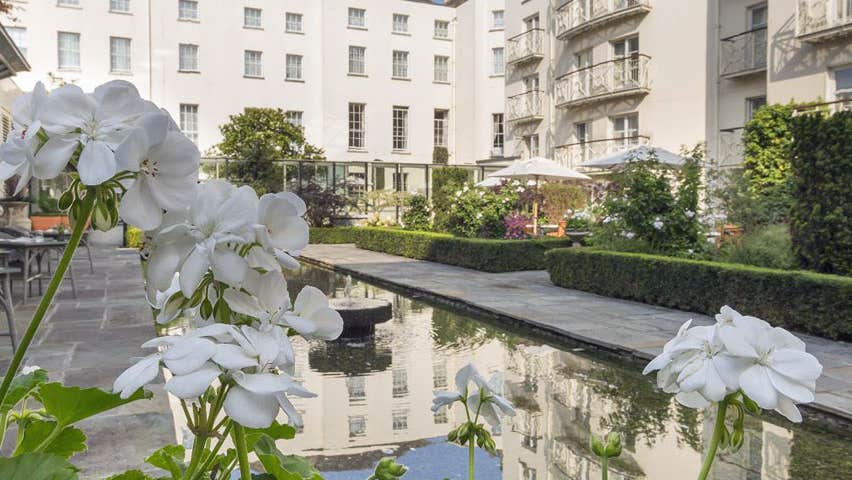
[168,265,851,479]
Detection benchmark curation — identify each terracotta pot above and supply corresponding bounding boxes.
[31,215,71,231]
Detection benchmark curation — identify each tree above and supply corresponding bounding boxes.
[217,108,324,195]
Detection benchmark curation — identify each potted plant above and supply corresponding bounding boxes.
[30,189,71,231]
[0,178,31,230]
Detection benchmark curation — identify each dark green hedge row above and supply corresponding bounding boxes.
[790,111,852,276]
[314,227,574,272]
[309,227,360,244]
[546,248,852,340]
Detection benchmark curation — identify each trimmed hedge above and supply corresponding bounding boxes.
[309,227,360,244]
[354,227,575,272]
[546,248,852,340]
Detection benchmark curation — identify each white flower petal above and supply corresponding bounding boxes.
[211,246,249,288]
[739,365,779,410]
[32,136,77,179]
[165,364,221,399]
[162,337,217,375]
[113,354,161,399]
[120,177,164,231]
[212,344,259,370]
[78,140,118,185]
[223,386,280,429]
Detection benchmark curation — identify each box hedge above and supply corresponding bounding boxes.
[545,248,852,340]
[315,227,574,272]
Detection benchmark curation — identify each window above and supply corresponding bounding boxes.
[244,50,263,77]
[613,114,639,146]
[178,0,198,20]
[835,66,852,98]
[110,0,130,12]
[392,368,409,396]
[748,3,768,28]
[613,36,640,86]
[286,111,303,128]
[526,134,540,157]
[348,103,366,150]
[393,14,409,33]
[286,12,303,33]
[523,73,540,92]
[346,376,365,402]
[392,410,408,431]
[6,27,26,57]
[348,7,366,28]
[393,172,408,191]
[433,362,448,389]
[492,113,504,156]
[244,7,262,28]
[492,10,504,28]
[58,0,80,6]
[392,50,408,79]
[348,46,366,75]
[434,55,449,83]
[492,48,504,75]
[179,43,199,72]
[525,14,540,30]
[179,104,198,144]
[746,96,767,120]
[434,109,448,147]
[57,32,81,70]
[433,408,448,424]
[286,54,303,80]
[434,20,449,38]
[392,107,409,152]
[519,462,537,480]
[109,37,132,73]
[348,415,367,437]
[576,122,589,161]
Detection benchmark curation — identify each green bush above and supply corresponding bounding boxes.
[743,104,794,195]
[356,227,575,272]
[125,226,144,249]
[402,195,432,231]
[442,184,519,238]
[431,167,471,230]
[721,224,794,270]
[546,248,852,340]
[541,183,586,221]
[433,146,449,165]
[789,111,852,276]
[309,227,360,244]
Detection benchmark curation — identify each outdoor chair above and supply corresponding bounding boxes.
[0,250,19,352]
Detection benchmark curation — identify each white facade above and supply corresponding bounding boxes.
[2,0,502,166]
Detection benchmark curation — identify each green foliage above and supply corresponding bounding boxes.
[217,108,325,195]
[709,172,793,232]
[356,227,574,272]
[540,183,586,221]
[125,226,144,249]
[1,368,48,414]
[369,458,408,480]
[431,167,471,230]
[13,420,86,459]
[789,111,852,275]
[592,148,703,254]
[546,248,852,340]
[720,224,794,270]
[245,422,297,451]
[308,226,360,244]
[299,182,350,227]
[105,471,155,480]
[36,383,151,427]
[402,194,432,231]
[742,103,794,194]
[442,184,518,238]
[0,453,78,480]
[145,445,185,479]
[37,191,62,215]
[253,435,322,479]
[432,146,449,165]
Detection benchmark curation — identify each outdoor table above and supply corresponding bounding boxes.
[527,224,559,236]
[0,248,19,351]
[38,230,94,273]
[0,238,71,304]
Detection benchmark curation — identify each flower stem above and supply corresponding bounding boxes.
[601,456,608,480]
[468,434,475,480]
[233,423,252,480]
[697,400,728,480]
[188,421,233,480]
[0,190,96,406]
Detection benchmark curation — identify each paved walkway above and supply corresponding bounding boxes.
[302,244,852,421]
[0,247,175,478]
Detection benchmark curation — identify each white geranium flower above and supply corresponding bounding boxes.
[735,326,822,422]
[432,364,515,432]
[224,371,316,428]
[714,305,771,357]
[0,82,49,194]
[250,192,309,270]
[113,353,162,399]
[279,286,344,341]
[223,270,291,324]
[148,273,184,325]
[37,80,148,185]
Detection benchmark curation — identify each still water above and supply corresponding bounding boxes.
[179,265,851,479]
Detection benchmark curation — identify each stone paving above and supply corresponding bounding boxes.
[0,247,175,478]
[301,243,852,421]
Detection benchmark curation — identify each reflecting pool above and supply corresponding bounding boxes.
[174,265,852,479]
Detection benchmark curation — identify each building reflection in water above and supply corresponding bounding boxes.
[165,266,839,478]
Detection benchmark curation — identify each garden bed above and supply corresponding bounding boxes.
[545,248,852,341]
[310,227,575,272]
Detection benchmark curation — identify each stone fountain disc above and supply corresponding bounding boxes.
[330,297,393,326]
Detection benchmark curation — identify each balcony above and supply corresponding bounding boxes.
[797,0,852,42]
[507,90,544,123]
[556,0,652,40]
[507,28,544,66]
[718,128,745,168]
[554,135,650,169]
[719,27,767,79]
[555,55,651,108]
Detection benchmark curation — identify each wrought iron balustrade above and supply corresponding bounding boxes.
[555,55,651,108]
[507,28,544,65]
[554,135,650,169]
[556,0,652,40]
[507,90,545,123]
[720,27,767,78]
[797,0,852,41]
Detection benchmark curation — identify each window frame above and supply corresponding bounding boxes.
[6,27,27,58]
[392,13,409,33]
[285,110,304,128]
[109,0,130,13]
[348,102,367,150]
[285,12,303,33]
[392,50,409,79]
[285,54,303,81]
[434,20,450,39]
[491,47,504,75]
[433,55,449,83]
[392,106,409,152]
[178,43,199,72]
[348,46,366,75]
[492,113,504,156]
[57,31,81,70]
[348,7,367,28]
[243,50,263,78]
[433,109,449,147]
[745,95,767,121]
[179,103,199,144]
[244,7,263,29]
[178,0,199,21]
[492,10,505,29]
[109,36,132,74]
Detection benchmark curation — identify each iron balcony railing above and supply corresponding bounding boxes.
[555,54,651,108]
[507,90,545,123]
[793,97,852,115]
[720,27,767,78]
[554,135,650,169]
[718,128,745,168]
[507,28,545,65]
[556,0,652,40]
[797,0,852,41]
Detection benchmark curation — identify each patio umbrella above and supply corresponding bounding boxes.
[580,145,685,169]
[486,157,591,235]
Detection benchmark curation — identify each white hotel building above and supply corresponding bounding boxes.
[1,0,851,172]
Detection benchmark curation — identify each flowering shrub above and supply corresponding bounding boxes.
[565,211,592,231]
[402,193,432,231]
[503,212,531,239]
[443,182,520,238]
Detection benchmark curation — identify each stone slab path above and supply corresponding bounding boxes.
[0,247,175,478]
[302,244,852,421]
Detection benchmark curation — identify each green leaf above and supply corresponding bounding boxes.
[35,383,151,427]
[254,435,321,480]
[245,422,296,451]
[105,470,156,480]
[0,452,79,480]
[1,368,48,414]
[145,444,186,480]
[368,457,408,480]
[13,419,87,459]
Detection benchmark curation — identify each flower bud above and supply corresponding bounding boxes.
[590,432,622,459]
